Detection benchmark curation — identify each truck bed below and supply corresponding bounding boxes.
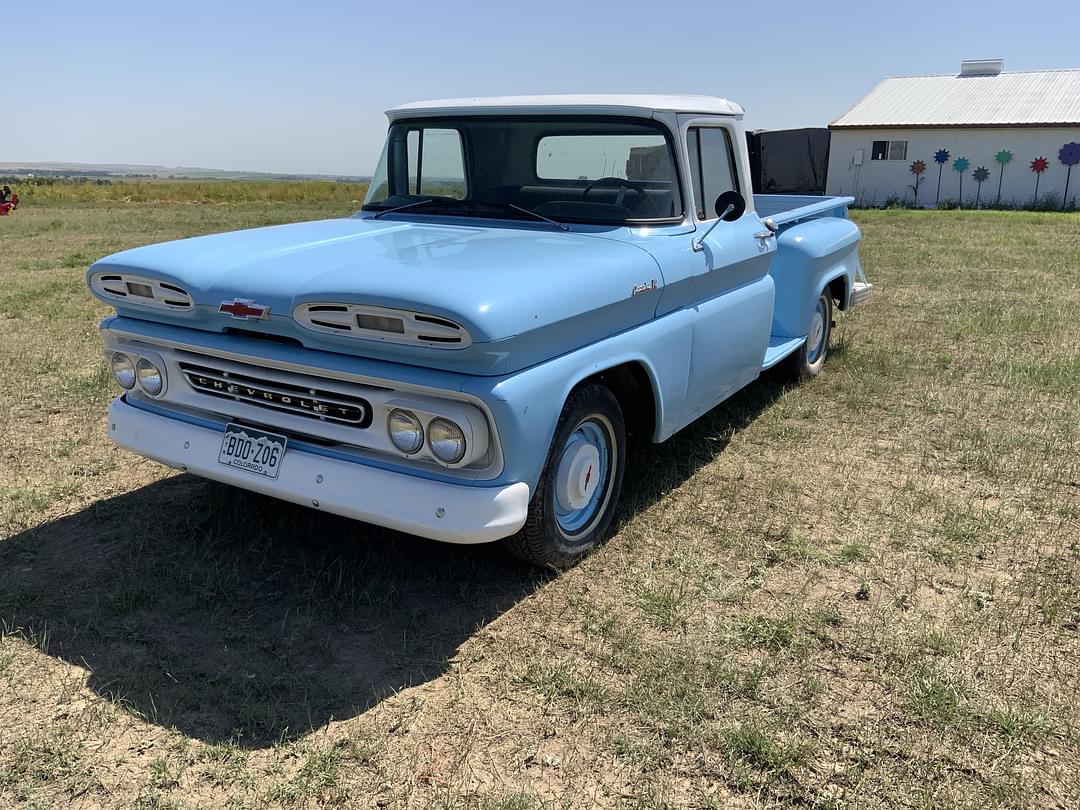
[753,194,867,370]
[753,194,855,228]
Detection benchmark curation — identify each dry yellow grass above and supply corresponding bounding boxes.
[7,179,367,205]
[0,198,1078,808]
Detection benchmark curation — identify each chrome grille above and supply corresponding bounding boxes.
[179,362,373,427]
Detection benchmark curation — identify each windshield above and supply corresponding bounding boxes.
[362,117,683,225]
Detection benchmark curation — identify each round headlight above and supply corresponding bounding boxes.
[387,409,423,454]
[428,418,466,464]
[135,358,164,396]
[111,353,136,390]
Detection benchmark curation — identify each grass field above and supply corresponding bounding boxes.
[1,186,1078,808]
[6,179,368,205]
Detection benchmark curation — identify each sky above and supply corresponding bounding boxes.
[5,0,1079,176]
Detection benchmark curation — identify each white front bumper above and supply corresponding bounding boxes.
[107,397,530,544]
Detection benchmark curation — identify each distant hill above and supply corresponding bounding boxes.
[0,161,369,183]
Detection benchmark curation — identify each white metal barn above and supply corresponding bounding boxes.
[826,61,1080,208]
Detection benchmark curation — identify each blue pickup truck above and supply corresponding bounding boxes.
[89,95,871,568]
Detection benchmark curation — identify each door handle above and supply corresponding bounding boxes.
[753,231,773,240]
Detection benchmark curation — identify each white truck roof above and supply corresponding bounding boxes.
[387,94,744,121]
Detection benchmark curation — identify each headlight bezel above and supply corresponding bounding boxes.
[135,357,165,396]
[387,408,425,455]
[427,417,467,465]
[111,352,137,390]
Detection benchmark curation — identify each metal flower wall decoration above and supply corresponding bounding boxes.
[933,149,950,203]
[1031,156,1049,204]
[994,150,1013,205]
[953,157,969,205]
[1060,142,1080,209]
[878,146,1077,210]
[973,166,990,207]
[910,159,927,203]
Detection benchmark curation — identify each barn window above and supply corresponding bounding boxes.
[871,140,908,161]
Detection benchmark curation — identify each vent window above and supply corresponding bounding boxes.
[294,303,471,349]
[90,272,194,311]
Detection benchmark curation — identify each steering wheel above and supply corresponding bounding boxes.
[582,177,647,208]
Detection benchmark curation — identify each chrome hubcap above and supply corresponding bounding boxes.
[553,418,612,536]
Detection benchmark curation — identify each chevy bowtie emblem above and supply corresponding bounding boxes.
[218,299,270,320]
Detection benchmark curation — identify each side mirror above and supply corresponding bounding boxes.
[692,190,747,252]
[714,190,746,222]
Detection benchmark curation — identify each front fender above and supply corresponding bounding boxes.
[463,309,697,492]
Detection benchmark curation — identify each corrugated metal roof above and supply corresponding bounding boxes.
[831,69,1080,128]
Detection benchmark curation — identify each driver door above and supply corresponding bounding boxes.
[680,121,777,423]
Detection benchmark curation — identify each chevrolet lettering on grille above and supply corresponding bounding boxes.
[182,368,370,425]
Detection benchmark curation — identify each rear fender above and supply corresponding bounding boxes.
[768,217,860,339]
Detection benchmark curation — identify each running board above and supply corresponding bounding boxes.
[762,335,806,369]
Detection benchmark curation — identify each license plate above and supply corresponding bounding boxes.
[218,424,287,479]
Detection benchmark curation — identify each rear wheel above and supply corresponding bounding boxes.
[785,292,832,379]
[503,384,626,570]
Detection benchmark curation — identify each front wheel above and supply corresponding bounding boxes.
[785,292,833,380]
[503,384,626,570]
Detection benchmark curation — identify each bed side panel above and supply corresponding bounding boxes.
[768,217,861,339]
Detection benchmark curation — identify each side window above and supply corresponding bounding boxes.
[405,128,467,199]
[687,126,739,220]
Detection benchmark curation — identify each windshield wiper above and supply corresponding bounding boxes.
[472,201,569,231]
[370,197,570,231]
[369,198,444,219]
[504,203,570,231]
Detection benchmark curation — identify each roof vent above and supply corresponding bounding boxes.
[960,59,1004,76]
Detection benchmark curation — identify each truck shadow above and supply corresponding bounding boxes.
[0,372,789,748]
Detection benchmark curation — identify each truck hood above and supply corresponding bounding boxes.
[91,216,665,375]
